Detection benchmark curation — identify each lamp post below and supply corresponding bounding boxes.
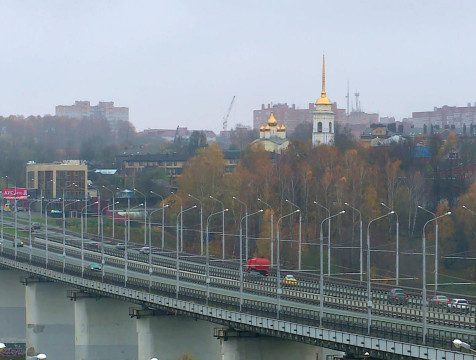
[206,208,228,304]
[150,191,166,249]
[258,198,274,266]
[188,194,204,256]
[418,205,439,292]
[285,199,302,270]
[276,209,300,319]
[344,202,363,282]
[102,186,116,238]
[28,198,43,264]
[100,202,119,282]
[381,202,400,285]
[1,194,3,255]
[453,339,476,354]
[462,205,476,216]
[124,202,143,286]
[170,193,183,251]
[239,209,263,311]
[62,200,80,272]
[45,199,61,269]
[134,188,147,245]
[314,201,331,276]
[14,183,18,259]
[176,205,197,298]
[319,210,345,326]
[366,211,394,335]
[211,195,226,259]
[422,211,451,345]
[80,201,98,277]
[148,205,168,292]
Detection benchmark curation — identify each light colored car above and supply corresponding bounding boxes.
[139,246,151,254]
[283,274,298,286]
[116,243,126,250]
[447,298,470,313]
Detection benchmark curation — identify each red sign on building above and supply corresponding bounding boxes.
[3,188,28,200]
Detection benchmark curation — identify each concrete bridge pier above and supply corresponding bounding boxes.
[0,270,26,345]
[74,294,138,360]
[25,280,75,359]
[135,310,222,360]
[217,328,345,360]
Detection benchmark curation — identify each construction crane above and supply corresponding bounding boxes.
[222,96,235,131]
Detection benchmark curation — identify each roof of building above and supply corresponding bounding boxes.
[316,55,332,105]
[267,112,277,125]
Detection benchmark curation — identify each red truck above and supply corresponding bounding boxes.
[246,257,270,276]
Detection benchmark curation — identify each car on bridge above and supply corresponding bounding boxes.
[447,298,470,313]
[31,223,41,231]
[12,239,24,247]
[283,274,298,286]
[89,262,102,271]
[387,288,409,305]
[139,246,151,254]
[116,243,126,250]
[430,295,450,307]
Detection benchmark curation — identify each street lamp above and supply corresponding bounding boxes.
[453,339,476,353]
[381,202,400,285]
[148,205,169,293]
[170,192,183,251]
[102,186,116,238]
[462,205,476,216]
[134,188,148,245]
[62,200,80,272]
[150,191,166,249]
[344,202,363,282]
[80,201,98,277]
[188,194,204,256]
[319,210,345,326]
[28,198,43,264]
[314,201,331,276]
[276,209,300,319]
[211,195,226,259]
[422,211,451,345]
[286,199,302,270]
[239,209,263,311]
[366,211,394,335]
[257,198,274,266]
[418,205,440,292]
[45,199,61,269]
[176,205,197,298]
[100,201,119,282]
[124,202,143,286]
[206,208,228,304]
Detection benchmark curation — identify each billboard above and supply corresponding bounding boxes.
[3,188,28,200]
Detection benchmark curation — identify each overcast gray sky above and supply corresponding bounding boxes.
[1,1,475,132]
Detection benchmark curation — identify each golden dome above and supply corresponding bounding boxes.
[315,54,332,105]
[280,124,286,131]
[267,112,277,125]
[260,125,265,130]
[265,124,270,130]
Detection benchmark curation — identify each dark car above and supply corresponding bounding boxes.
[388,288,409,305]
[31,223,41,231]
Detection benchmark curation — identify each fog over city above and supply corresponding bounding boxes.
[1,0,475,131]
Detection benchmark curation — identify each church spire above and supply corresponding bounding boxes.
[321,54,326,98]
[316,54,331,105]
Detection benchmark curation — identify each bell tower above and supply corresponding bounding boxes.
[312,55,335,147]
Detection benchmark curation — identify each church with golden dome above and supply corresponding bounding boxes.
[312,55,335,147]
[250,112,289,153]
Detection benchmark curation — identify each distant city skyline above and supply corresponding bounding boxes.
[1,1,476,132]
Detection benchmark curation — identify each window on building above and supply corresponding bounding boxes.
[329,122,332,133]
[318,122,322,133]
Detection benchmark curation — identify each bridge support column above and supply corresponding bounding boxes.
[135,311,222,360]
[217,329,345,360]
[74,295,138,360]
[25,281,75,359]
[0,270,26,350]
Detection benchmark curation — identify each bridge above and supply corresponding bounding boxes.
[0,217,474,360]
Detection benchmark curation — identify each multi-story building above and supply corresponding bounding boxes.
[26,160,88,200]
[55,101,129,127]
[411,104,476,129]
